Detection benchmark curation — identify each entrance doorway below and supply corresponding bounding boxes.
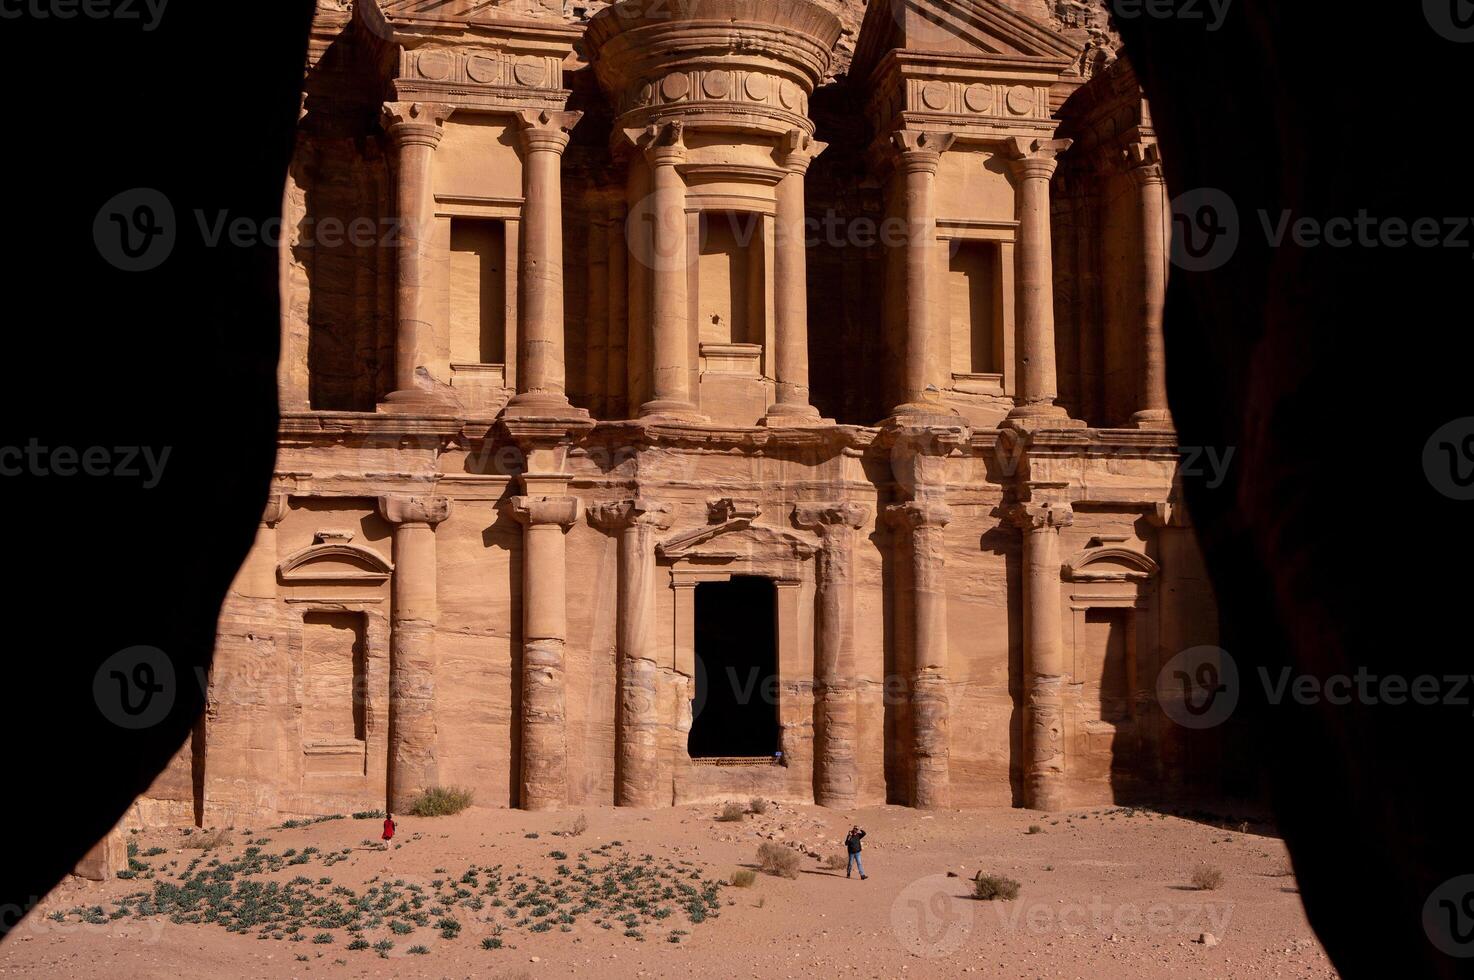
[688,576,779,758]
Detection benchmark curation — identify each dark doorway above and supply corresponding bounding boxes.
[688,576,779,758]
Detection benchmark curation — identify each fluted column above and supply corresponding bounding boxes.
[628,122,701,419]
[1005,137,1074,424]
[511,493,580,810]
[381,102,454,412]
[606,198,630,419]
[764,130,828,425]
[378,494,451,810]
[796,502,870,808]
[887,499,953,808]
[591,499,673,806]
[507,109,584,418]
[1126,142,1171,428]
[1015,500,1073,811]
[889,130,957,418]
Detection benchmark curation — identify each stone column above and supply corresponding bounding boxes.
[1016,500,1072,811]
[1127,142,1171,428]
[585,196,611,418]
[890,130,957,418]
[378,493,451,810]
[1004,137,1074,424]
[606,198,630,419]
[796,502,870,808]
[511,492,580,810]
[382,102,454,412]
[764,130,828,424]
[506,109,584,418]
[590,499,673,807]
[887,500,953,809]
[629,122,701,419]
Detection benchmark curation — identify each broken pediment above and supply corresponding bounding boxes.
[659,512,818,564]
[279,530,394,584]
[853,0,1079,80]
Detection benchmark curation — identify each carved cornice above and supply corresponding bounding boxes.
[1064,540,1159,582]
[378,494,452,526]
[708,497,761,524]
[278,530,395,584]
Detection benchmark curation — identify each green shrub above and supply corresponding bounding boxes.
[407,787,475,817]
[973,874,1021,901]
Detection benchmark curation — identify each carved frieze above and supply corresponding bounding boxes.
[390,44,571,112]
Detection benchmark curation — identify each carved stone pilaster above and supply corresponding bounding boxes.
[510,493,579,810]
[1012,500,1074,811]
[590,499,674,807]
[885,499,953,809]
[796,502,872,808]
[377,494,451,811]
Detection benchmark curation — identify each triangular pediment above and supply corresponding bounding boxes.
[659,518,818,563]
[853,0,1078,79]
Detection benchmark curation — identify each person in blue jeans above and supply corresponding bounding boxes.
[844,825,867,880]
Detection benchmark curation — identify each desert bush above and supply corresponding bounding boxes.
[715,802,745,822]
[1191,865,1224,891]
[757,842,800,879]
[729,869,756,888]
[823,854,848,871]
[1026,825,1042,835]
[748,797,768,815]
[563,813,589,837]
[182,829,232,850]
[973,873,1021,901]
[407,786,475,817]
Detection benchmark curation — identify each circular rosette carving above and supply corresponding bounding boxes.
[416,49,453,81]
[1006,85,1035,115]
[964,83,992,113]
[465,53,502,84]
[661,73,691,101]
[744,72,771,101]
[921,81,949,110]
[779,78,800,109]
[702,70,733,99]
[514,58,548,87]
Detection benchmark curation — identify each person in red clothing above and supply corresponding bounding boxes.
[382,813,396,841]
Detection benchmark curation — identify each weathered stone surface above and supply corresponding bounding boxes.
[143,0,1215,825]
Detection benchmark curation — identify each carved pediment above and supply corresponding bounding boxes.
[279,530,394,584]
[854,0,1080,80]
[659,519,818,563]
[1064,543,1158,583]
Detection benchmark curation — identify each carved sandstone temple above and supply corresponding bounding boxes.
[137,0,1222,824]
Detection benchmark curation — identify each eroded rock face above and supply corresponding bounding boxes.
[135,0,1217,827]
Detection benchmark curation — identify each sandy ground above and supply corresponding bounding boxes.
[0,803,1336,979]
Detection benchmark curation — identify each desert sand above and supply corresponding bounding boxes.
[0,803,1336,979]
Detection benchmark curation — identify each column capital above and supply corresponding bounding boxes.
[261,492,288,527]
[516,109,582,155]
[624,120,687,167]
[889,129,955,174]
[794,501,872,531]
[511,495,581,528]
[1124,141,1165,186]
[1004,136,1073,180]
[885,500,952,531]
[378,494,452,526]
[588,498,674,532]
[777,129,830,175]
[382,101,455,147]
[1011,500,1074,531]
